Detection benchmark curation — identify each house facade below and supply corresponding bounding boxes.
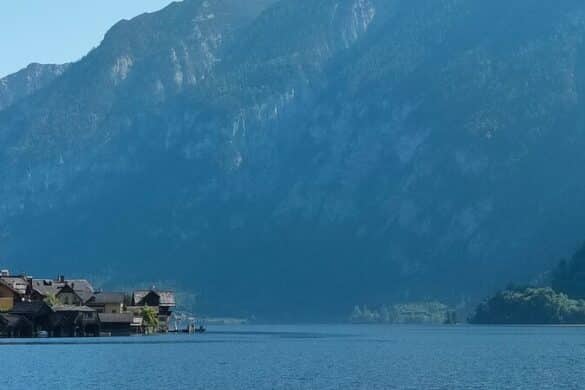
[131,289,177,331]
[0,283,19,312]
[86,292,125,314]
[0,272,29,312]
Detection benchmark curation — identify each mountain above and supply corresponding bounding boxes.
[0,63,69,111]
[552,242,585,299]
[2,0,585,319]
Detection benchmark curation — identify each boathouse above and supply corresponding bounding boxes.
[0,314,33,338]
[49,305,100,337]
[98,313,134,336]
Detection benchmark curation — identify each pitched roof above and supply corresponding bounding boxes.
[88,292,125,305]
[0,277,28,295]
[65,280,94,303]
[31,279,60,297]
[56,284,83,301]
[133,290,176,306]
[51,305,95,313]
[31,279,94,303]
[11,301,51,316]
[98,313,134,324]
[132,290,151,305]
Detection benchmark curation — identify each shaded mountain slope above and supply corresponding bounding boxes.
[2,0,585,319]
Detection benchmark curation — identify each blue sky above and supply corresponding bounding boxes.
[0,0,175,78]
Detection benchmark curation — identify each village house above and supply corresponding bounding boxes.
[1,301,100,337]
[131,289,176,331]
[0,271,177,338]
[0,314,33,338]
[0,282,20,313]
[49,305,100,337]
[0,271,29,312]
[30,276,94,304]
[86,292,126,313]
[87,292,135,335]
[10,301,53,334]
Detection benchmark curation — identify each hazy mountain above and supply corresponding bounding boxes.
[0,63,69,111]
[2,0,585,319]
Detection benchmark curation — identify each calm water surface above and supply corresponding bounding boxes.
[2,324,585,389]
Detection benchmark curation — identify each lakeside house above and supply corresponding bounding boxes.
[130,290,176,332]
[0,270,176,338]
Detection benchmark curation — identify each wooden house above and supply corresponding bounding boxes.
[0,314,33,338]
[0,274,29,312]
[132,290,176,314]
[49,305,99,337]
[56,284,84,306]
[10,301,53,335]
[0,282,20,312]
[131,289,176,331]
[30,277,94,304]
[98,313,134,336]
[86,292,126,313]
[0,268,178,338]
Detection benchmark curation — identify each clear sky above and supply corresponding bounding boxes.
[0,1,176,78]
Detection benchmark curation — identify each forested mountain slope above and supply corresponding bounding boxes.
[2,0,585,319]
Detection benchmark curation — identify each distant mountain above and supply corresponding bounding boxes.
[0,63,69,111]
[552,242,585,299]
[2,0,585,320]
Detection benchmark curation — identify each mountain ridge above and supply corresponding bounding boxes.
[0,63,70,111]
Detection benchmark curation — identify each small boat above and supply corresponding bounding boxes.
[37,331,49,338]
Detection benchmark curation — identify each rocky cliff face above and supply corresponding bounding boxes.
[0,63,69,111]
[2,0,585,319]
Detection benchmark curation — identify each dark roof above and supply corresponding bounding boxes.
[133,290,176,306]
[98,313,134,324]
[31,279,60,297]
[56,284,83,301]
[88,292,125,305]
[31,279,94,303]
[51,305,95,313]
[11,301,51,316]
[67,280,94,302]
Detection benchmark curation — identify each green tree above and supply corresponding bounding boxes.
[141,306,159,334]
[44,293,60,307]
[469,287,585,324]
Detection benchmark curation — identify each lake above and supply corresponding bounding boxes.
[2,324,584,389]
